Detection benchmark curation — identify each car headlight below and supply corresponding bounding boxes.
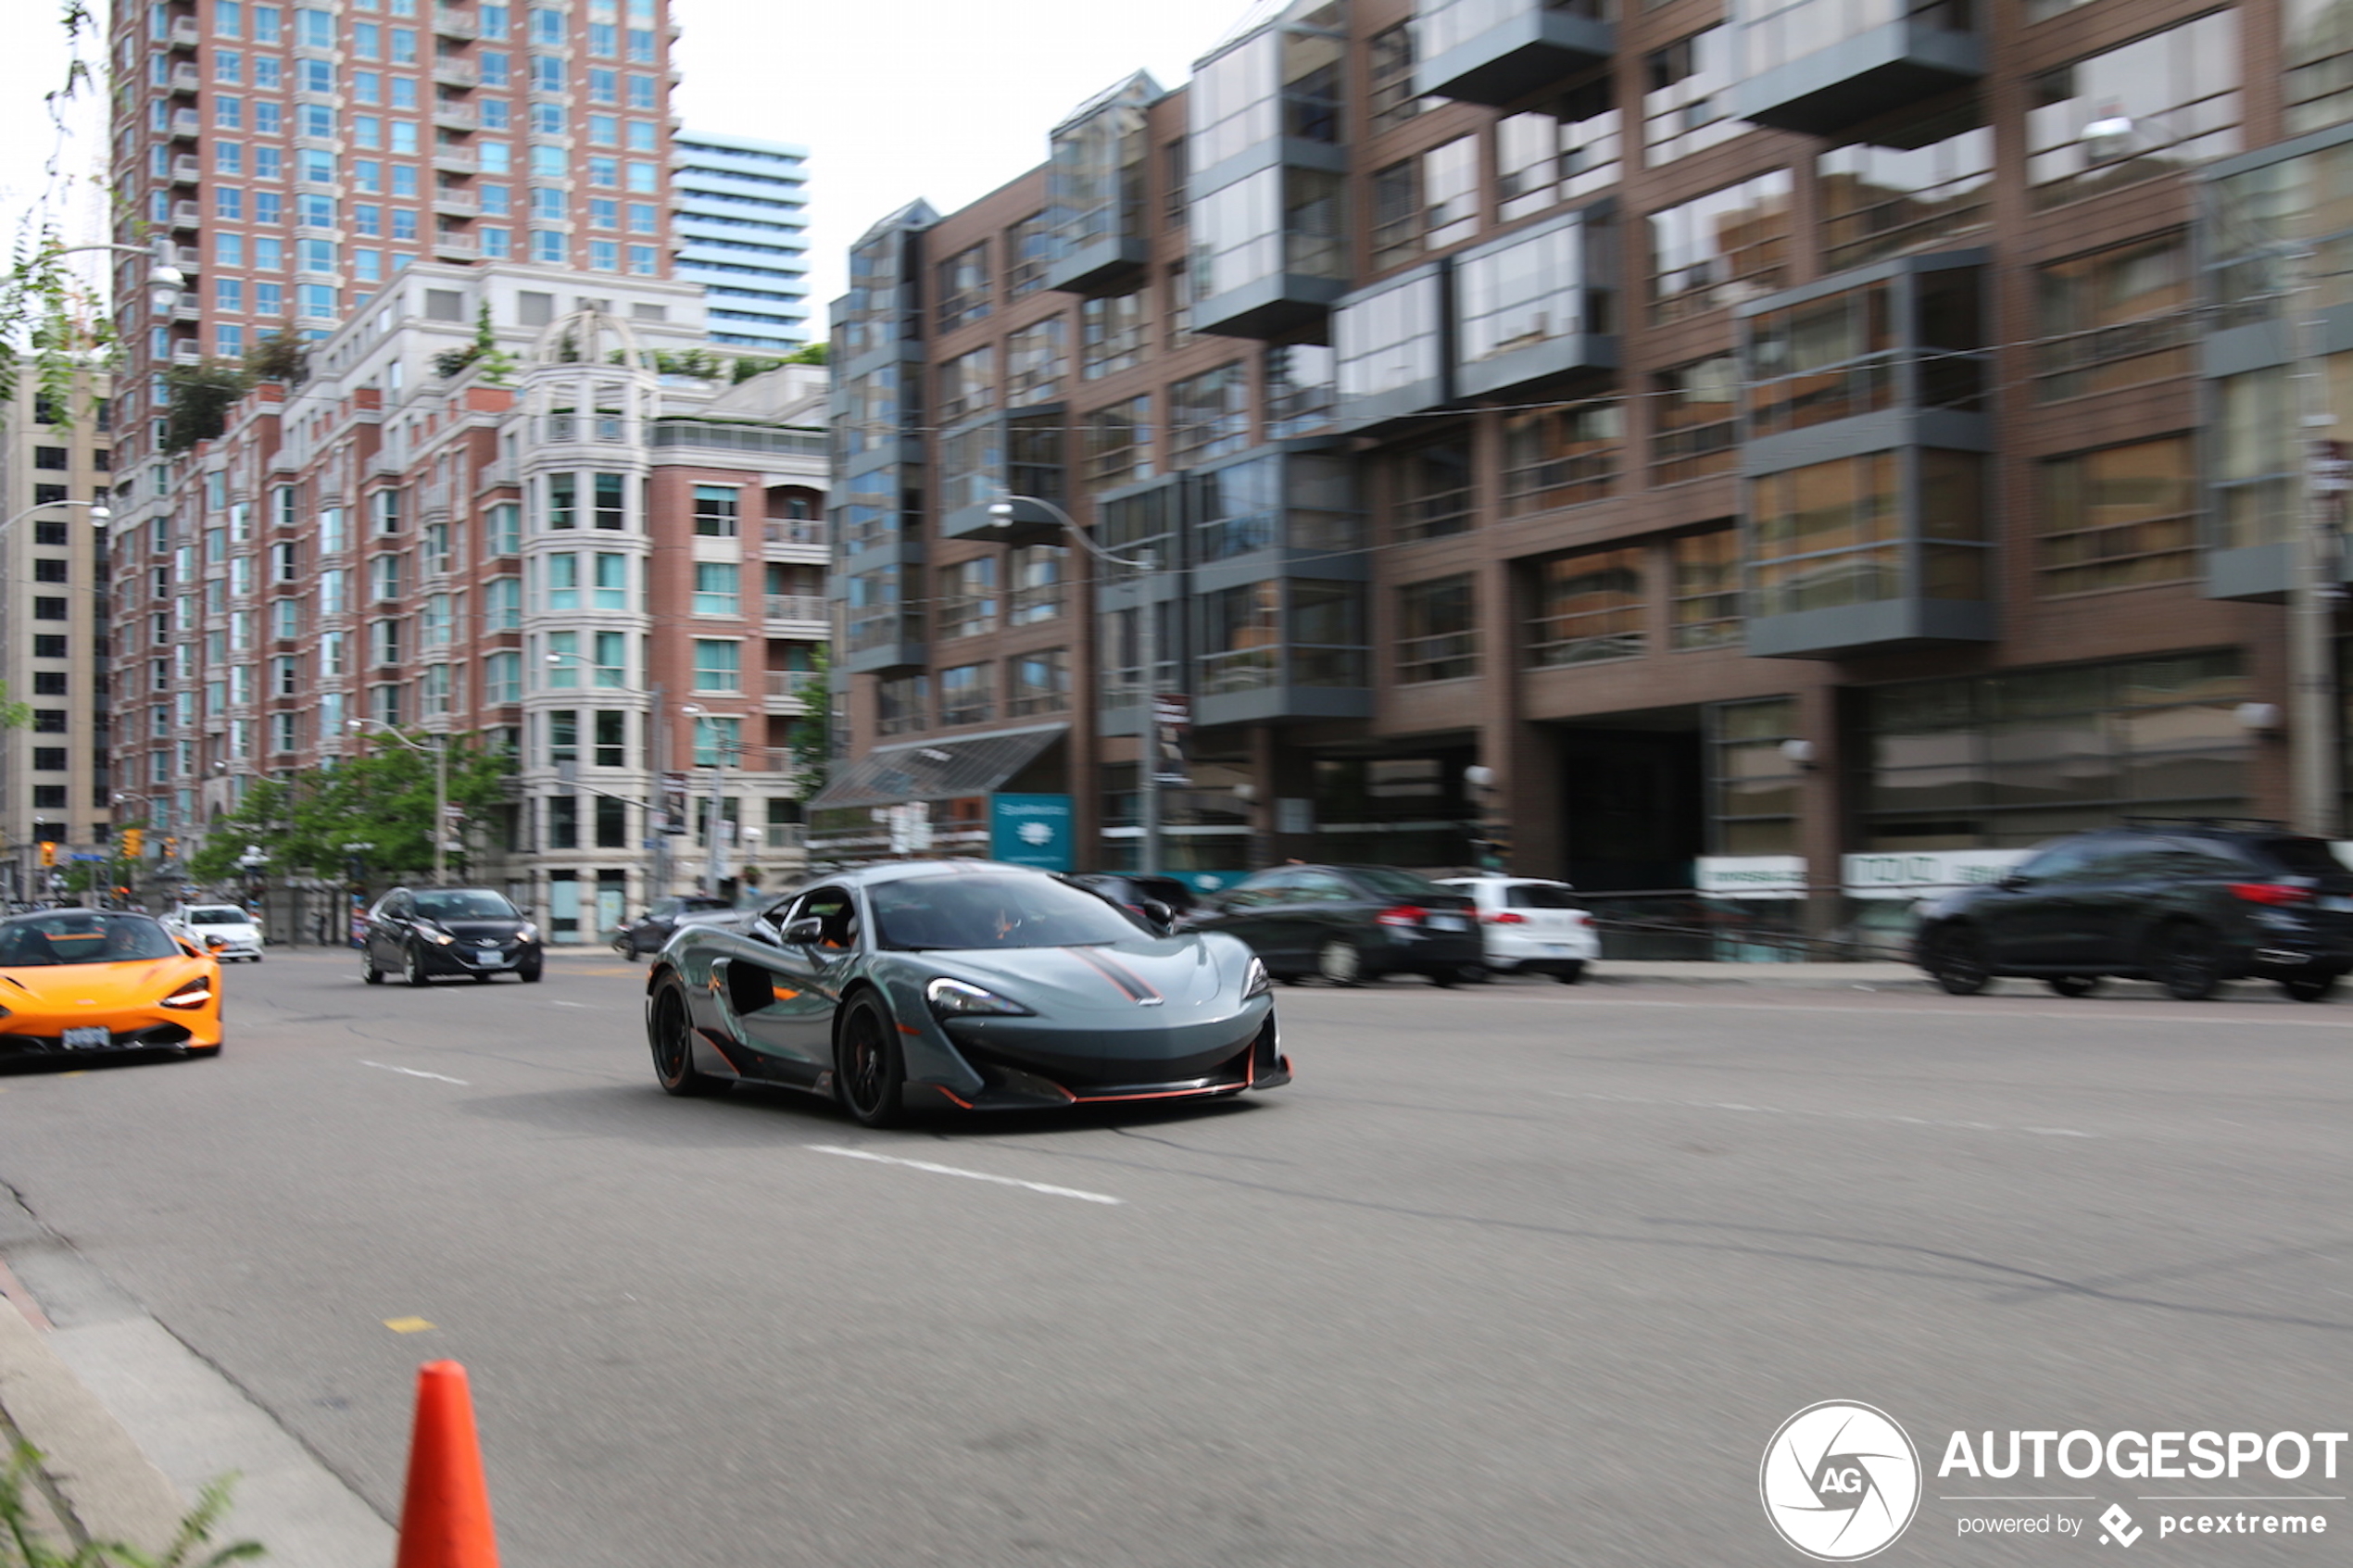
[1243,956,1270,997]
[925,977,1032,1017]
[160,980,213,1010]
[416,922,457,947]
[517,922,541,943]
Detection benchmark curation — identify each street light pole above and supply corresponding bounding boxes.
[346,720,448,884]
[679,705,725,897]
[988,495,1164,876]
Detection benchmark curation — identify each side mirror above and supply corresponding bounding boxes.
[783,916,825,946]
[179,939,205,960]
[1139,898,1175,929]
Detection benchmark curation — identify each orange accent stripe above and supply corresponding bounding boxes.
[1069,947,1162,1004]
[770,986,800,1001]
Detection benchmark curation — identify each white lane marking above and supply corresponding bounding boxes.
[1554,1089,2096,1139]
[808,1144,1125,1205]
[549,1000,594,1009]
[360,1060,471,1085]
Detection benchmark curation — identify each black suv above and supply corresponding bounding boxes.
[1914,822,2353,1002]
[363,886,544,985]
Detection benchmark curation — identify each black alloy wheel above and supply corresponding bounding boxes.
[361,948,383,985]
[2280,971,2340,1003]
[2153,922,2222,1001]
[2046,975,2101,998]
[1317,938,1365,987]
[405,945,431,987]
[1926,926,1991,996]
[648,976,728,1097]
[837,993,903,1128]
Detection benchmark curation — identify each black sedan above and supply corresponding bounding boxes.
[610,895,736,958]
[643,859,1288,1126]
[1188,864,1484,986]
[361,886,544,985]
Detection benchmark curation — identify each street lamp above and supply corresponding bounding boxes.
[346,719,450,885]
[676,704,733,897]
[986,495,1164,875]
[0,498,110,536]
[44,239,186,317]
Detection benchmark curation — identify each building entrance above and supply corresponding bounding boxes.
[1554,717,1705,891]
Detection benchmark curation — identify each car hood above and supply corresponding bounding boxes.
[429,919,531,941]
[0,957,208,1006]
[900,936,1245,1016]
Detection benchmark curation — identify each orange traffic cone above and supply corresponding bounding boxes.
[394,1361,500,1568]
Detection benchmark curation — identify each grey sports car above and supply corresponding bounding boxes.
[642,859,1290,1125]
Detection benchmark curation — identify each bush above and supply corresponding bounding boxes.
[1,1441,261,1568]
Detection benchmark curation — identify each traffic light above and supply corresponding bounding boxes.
[120,827,145,858]
[162,836,179,861]
[38,842,56,868]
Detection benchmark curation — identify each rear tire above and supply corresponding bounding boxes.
[1553,962,1587,985]
[1924,926,1990,996]
[2281,971,2339,1003]
[2152,922,2221,1001]
[361,952,383,985]
[1317,939,1364,987]
[836,993,904,1128]
[648,976,728,1098]
[2046,975,2100,998]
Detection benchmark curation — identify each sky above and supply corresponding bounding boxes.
[0,0,1255,337]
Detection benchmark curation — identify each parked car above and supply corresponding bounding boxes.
[1437,876,1599,983]
[1189,864,1483,986]
[361,886,544,985]
[164,903,265,962]
[0,909,221,1061]
[1913,822,2353,1001]
[644,859,1287,1125]
[610,895,737,958]
[1067,873,1199,931]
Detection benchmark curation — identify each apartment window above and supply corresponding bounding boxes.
[877,673,928,736]
[1007,649,1070,716]
[1169,363,1250,468]
[547,472,576,530]
[31,636,65,659]
[937,346,997,423]
[1653,358,1738,486]
[490,503,522,555]
[691,484,739,536]
[1749,452,1976,616]
[1081,291,1147,379]
[546,553,580,612]
[692,639,740,692]
[1424,136,1479,251]
[2033,233,2192,403]
[593,472,625,531]
[32,672,65,696]
[32,560,66,583]
[485,577,521,631]
[593,554,628,611]
[1367,23,1420,133]
[32,598,66,621]
[1819,110,1994,272]
[938,663,995,726]
[484,651,521,705]
[2039,437,2197,596]
[1530,547,1645,668]
[1004,212,1052,296]
[1503,401,1623,516]
[31,710,66,734]
[2289,0,2353,133]
[936,243,990,332]
[1390,438,1472,542]
[1005,316,1066,404]
[1397,576,1478,684]
[936,558,999,641]
[1370,157,1421,270]
[1163,139,1188,222]
[2028,14,2240,211]
[1643,27,1737,167]
[1649,170,1794,326]
[1498,76,1619,222]
[1009,545,1066,625]
[1083,397,1153,492]
[693,562,739,616]
[1670,529,1741,650]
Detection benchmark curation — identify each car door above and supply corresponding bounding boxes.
[1197,870,1302,961]
[370,892,412,967]
[719,888,854,1085]
[1985,839,2108,970]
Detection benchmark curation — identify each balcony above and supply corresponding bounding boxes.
[1413,0,1614,107]
[434,9,480,39]
[935,411,1069,545]
[433,150,479,176]
[766,594,829,627]
[433,60,478,90]
[1732,0,1984,142]
[1043,71,1159,295]
[170,201,202,232]
[170,155,201,184]
[1451,204,1618,398]
[433,190,479,217]
[169,62,202,94]
[172,293,201,322]
[169,18,199,48]
[434,103,478,132]
[169,109,201,141]
[170,341,204,366]
[764,670,821,710]
[1333,264,1452,432]
[763,519,827,548]
[170,245,202,270]
[433,232,479,260]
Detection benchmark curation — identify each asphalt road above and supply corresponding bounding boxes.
[2,951,2349,1567]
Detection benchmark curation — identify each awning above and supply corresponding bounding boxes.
[805,723,1067,812]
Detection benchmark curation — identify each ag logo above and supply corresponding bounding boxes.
[1760,1401,1921,1561]
[1017,821,1053,847]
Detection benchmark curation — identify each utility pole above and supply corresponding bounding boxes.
[1135,548,1161,877]
[702,749,725,897]
[2286,237,2346,840]
[649,684,671,902]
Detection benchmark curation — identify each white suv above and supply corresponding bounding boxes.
[168,904,265,961]
[1437,877,1598,983]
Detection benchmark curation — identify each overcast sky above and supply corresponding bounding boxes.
[0,1,1250,341]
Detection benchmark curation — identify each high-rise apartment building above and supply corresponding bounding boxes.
[673,132,812,352]
[815,0,2353,940]
[0,378,115,899]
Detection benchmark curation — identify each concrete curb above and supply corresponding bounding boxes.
[0,1296,187,1552]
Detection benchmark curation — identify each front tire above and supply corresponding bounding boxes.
[519,960,543,984]
[2281,971,2339,1003]
[1924,926,1990,996]
[1317,939,1365,987]
[361,951,384,985]
[836,993,904,1128]
[405,945,431,987]
[2152,922,2221,1001]
[1553,961,1587,985]
[648,976,728,1097]
[2046,975,2101,998]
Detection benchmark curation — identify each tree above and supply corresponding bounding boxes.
[159,360,250,453]
[190,739,518,886]
[185,782,285,884]
[780,341,828,368]
[0,6,111,421]
[242,328,307,385]
[786,646,833,796]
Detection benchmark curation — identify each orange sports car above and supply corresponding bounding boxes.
[0,909,223,1061]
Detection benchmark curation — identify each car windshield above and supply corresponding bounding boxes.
[0,913,182,967]
[1504,884,1581,909]
[415,891,519,921]
[871,874,1150,950]
[1346,866,1452,901]
[186,908,248,925]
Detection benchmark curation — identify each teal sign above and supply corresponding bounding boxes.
[990,794,1074,872]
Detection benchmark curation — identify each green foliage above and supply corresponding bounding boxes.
[240,330,306,386]
[0,7,113,419]
[1,1440,262,1568]
[158,362,251,454]
[786,646,832,795]
[190,738,517,885]
[780,341,828,368]
[430,307,514,384]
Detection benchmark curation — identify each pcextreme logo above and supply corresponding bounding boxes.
[1762,1401,1925,1561]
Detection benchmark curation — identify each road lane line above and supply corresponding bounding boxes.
[549,1000,594,1009]
[808,1144,1125,1205]
[360,1060,470,1085]
[1553,1089,2098,1139]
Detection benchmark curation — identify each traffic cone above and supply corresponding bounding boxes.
[394,1361,500,1568]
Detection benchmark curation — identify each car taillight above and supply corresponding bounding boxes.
[1486,911,1528,924]
[2229,883,2312,906]
[1376,905,1426,927]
